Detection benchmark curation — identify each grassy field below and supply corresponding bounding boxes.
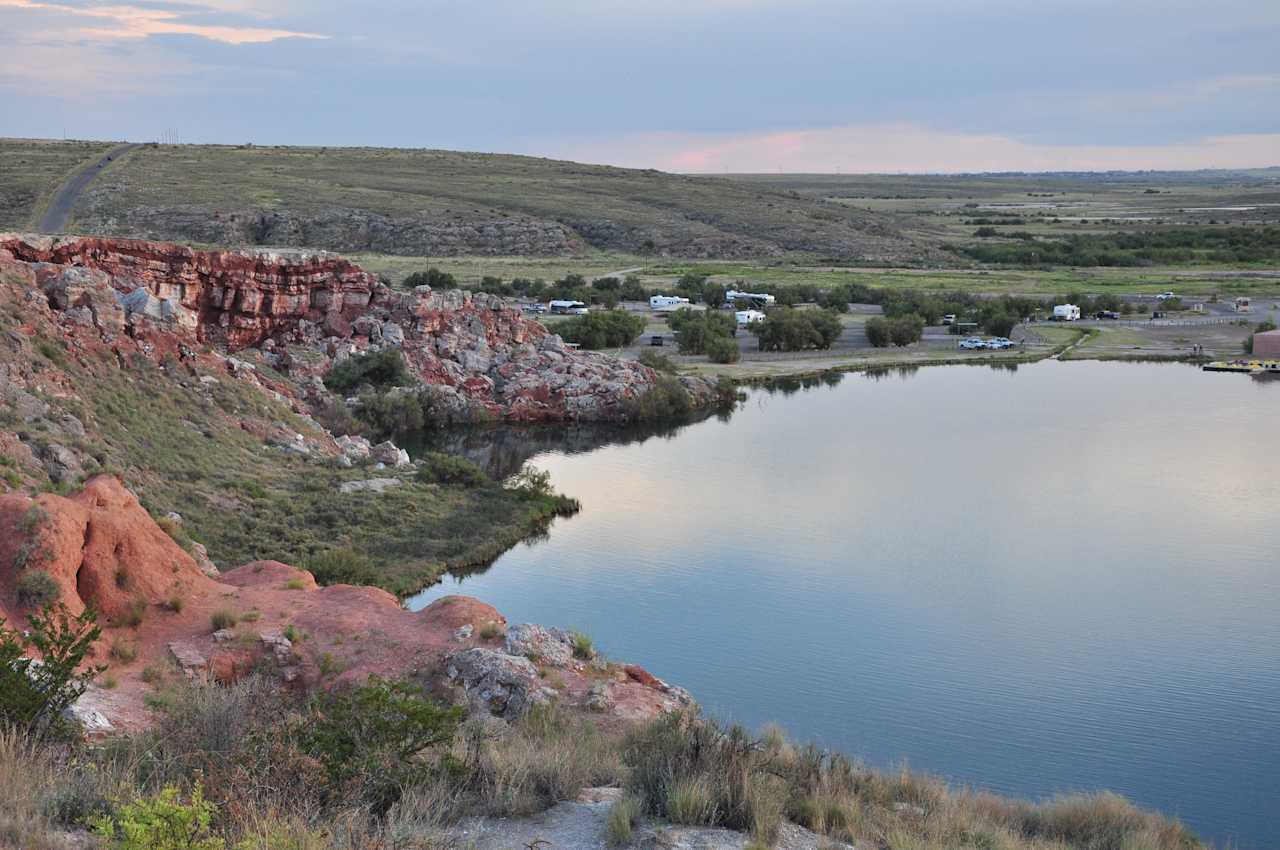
[0,138,116,230]
[0,330,572,598]
[731,170,1280,234]
[10,140,937,264]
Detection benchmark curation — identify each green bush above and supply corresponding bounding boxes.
[571,631,594,660]
[91,784,224,850]
[0,604,103,740]
[403,268,458,290]
[625,375,693,420]
[550,310,647,350]
[637,350,677,373]
[355,389,424,440]
[416,452,488,487]
[323,349,412,395]
[866,314,925,348]
[304,548,379,587]
[296,677,463,814]
[16,570,60,608]
[669,309,736,355]
[607,794,642,845]
[752,308,843,351]
[704,334,741,364]
[209,610,238,632]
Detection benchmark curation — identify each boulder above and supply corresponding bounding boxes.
[504,623,575,667]
[335,434,372,462]
[370,441,410,467]
[445,647,546,720]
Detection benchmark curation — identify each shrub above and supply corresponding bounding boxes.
[0,604,103,740]
[625,375,692,420]
[354,389,427,440]
[479,622,503,640]
[91,783,224,850]
[666,776,717,825]
[550,310,647,350]
[282,624,302,643]
[704,334,741,364]
[323,349,412,395]
[209,610,238,631]
[403,267,458,290]
[115,565,131,590]
[571,631,594,660]
[889,314,925,346]
[637,350,677,373]
[166,594,185,613]
[607,794,642,845]
[752,308,843,351]
[16,570,60,608]
[296,677,463,814]
[305,548,379,587]
[116,598,148,629]
[416,452,488,487]
[669,309,736,355]
[284,578,306,591]
[13,505,52,571]
[866,314,925,347]
[110,638,138,663]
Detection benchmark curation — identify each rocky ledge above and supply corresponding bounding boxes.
[0,476,693,733]
[0,234,719,423]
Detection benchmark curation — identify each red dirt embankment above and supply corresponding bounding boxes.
[1,476,691,732]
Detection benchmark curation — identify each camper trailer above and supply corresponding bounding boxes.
[1052,304,1081,322]
[650,295,691,310]
[726,290,776,309]
[735,309,767,327]
[548,300,588,315]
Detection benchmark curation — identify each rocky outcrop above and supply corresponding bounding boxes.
[0,234,720,423]
[446,647,550,720]
[0,478,694,733]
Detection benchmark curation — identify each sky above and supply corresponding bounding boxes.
[1,0,1278,173]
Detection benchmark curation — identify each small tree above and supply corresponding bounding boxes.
[0,603,104,740]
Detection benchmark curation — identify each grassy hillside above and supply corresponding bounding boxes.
[0,138,116,230]
[22,141,940,264]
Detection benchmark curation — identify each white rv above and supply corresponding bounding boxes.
[650,295,691,310]
[548,300,588,315]
[1052,304,1081,321]
[726,290,776,308]
[735,309,767,327]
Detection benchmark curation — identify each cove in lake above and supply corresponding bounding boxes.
[409,361,1280,849]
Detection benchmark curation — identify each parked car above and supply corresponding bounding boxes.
[985,338,1013,350]
[1095,310,1119,320]
[959,337,987,350]
[1155,292,1176,301]
[942,314,957,325]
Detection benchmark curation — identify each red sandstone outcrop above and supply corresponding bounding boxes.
[1,476,692,733]
[0,234,718,423]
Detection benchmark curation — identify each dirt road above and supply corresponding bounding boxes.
[38,142,140,234]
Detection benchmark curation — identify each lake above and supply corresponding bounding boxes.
[409,360,1280,849]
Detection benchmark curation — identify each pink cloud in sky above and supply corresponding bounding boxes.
[535,123,1280,173]
[0,0,325,44]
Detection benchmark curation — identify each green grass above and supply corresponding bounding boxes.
[34,140,930,264]
[17,346,576,598]
[0,138,116,229]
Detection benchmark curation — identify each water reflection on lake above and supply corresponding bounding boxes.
[409,360,1279,849]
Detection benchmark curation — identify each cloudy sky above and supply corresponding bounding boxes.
[1,0,1278,173]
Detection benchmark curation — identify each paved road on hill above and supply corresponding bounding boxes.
[38,142,141,234]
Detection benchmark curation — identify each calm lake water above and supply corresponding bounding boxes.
[409,361,1280,849]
